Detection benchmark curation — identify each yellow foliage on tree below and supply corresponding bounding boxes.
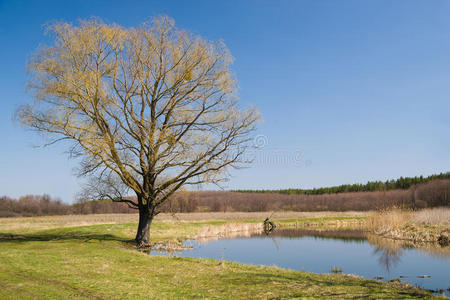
[17,16,259,247]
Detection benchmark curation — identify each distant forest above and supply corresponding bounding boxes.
[1,174,449,217]
[233,172,450,195]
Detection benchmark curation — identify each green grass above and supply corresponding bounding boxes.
[0,216,439,299]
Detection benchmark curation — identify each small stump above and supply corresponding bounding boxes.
[264,218,276,234]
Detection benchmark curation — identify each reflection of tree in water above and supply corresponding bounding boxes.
[373,245,402,273]
[367,234,405,272]
[367,232,450,263]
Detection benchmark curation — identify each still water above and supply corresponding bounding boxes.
[152,228,450,296]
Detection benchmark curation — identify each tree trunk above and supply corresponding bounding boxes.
[135,207,152,248]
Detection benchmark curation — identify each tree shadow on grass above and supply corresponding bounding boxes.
[0,231,134,245]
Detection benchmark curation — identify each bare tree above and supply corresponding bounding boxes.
[17,16,259,247]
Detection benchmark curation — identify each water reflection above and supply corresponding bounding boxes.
[257,228,367,242]
[373,245,402,273]
[152,227,450,295]
[366,233,450,261]
[259,228,404,273]
[259,228,450,273]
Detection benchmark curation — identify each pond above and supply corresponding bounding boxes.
[151,228,450,296]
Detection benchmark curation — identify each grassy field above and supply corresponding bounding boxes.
[0,213,439,299]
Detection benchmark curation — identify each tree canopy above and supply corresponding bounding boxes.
[18,16,259,246]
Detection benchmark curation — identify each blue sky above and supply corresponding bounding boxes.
[1,0,450,202]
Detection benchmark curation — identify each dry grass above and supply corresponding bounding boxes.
[366,209,413,234]
[158,211,369,221]
[0,211,369,233]
[366,207,450,243]
[412,207,450,226]
[367,207,450,233]
[0,214,139,233]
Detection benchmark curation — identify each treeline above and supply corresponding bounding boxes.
[0,194,70,217]
[0,195,136,217]
[1,179,449,217]
[233,172,450,195]
[166,179,450,212]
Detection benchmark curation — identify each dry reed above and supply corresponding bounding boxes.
[412,207,450,226]
[366,208,413,234]
[366,207,450,244]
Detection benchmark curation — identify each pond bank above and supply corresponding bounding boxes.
[366,208,450,246]
[370,223,449,246]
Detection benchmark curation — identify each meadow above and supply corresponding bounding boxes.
[0,212,441,299]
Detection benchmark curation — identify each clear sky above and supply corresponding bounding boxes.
[1,0,450,202]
